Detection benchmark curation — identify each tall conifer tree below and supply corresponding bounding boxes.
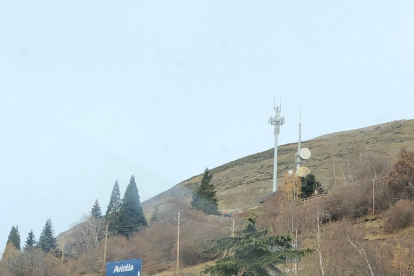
[106,180,122,234]
[151,205,160,222]
[118,175,147,237]
[191,168,219,215]
[202,213,314,275]
[37,219,57,253]
[7,226,20,250]
[91,199,103,219]
[23,230,36,252]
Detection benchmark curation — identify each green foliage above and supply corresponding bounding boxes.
[151,205,160,222]
[91,199,103,219]
[300,173,325,199]
[37,219,57,253]
[23,230,36,252]
[7,226,20,250]
[106,180,122,234]
[118,176,147,237]
[202,213,314,276]
[191,168,219,215]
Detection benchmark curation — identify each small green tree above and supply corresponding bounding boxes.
[7,226,20,250]
[37,219,57,253]
[202,213,314,275]
[300,173,325,199]
[151,205,160,222]
[23,230,36,252]
[191,168,219,215]
[118,176,147,237]
[91,199,103,219]
[106,180,122,234]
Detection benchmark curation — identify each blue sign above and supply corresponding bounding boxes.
[106,258,142,276]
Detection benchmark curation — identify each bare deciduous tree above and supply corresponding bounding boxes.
[76,214,105,253]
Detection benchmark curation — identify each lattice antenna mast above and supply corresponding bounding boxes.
[296,106,303,172]
[268,97,285,193]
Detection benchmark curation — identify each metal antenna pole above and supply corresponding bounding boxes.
[296,106,303,172]
[269,99,285,193]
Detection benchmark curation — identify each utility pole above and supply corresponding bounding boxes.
[174,212,185,275]
[294,229,298,275]
[372,178,375,216]
[268,98,285,193]
[61,236,65,266]
[232,217,235,238]
[103,224,108,268]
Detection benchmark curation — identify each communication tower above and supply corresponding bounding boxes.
[269,98,285,193]
[296,107,311,173]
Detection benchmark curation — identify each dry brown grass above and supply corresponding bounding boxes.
[143,120,414,218]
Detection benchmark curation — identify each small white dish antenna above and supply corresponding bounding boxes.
[299,148,311,160]
[288,170,293,176]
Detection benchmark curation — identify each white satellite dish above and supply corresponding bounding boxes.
[299,148,311,160]
[288,170,293,176]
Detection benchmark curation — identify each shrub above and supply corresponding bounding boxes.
[383,200,414,233]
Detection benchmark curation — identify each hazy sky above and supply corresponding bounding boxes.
[1,0,413,254]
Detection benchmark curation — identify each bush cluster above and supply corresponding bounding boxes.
[383,200,414,233]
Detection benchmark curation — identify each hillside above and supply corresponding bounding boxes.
[9,118,414,276]
[142,119,414,217]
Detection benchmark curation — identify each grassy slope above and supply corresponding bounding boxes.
[64,119,414,276]
[143,119,414,218]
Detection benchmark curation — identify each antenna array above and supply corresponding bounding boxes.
[268,99,285,193]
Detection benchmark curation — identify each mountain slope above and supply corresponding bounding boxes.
[142,119,414,217]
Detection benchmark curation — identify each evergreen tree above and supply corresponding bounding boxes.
[106,180,122,234]
[37,219,57,253]
[118,176,147,237]
[191,168,219,215]
[300,173,326,199]
[91,199,103,219]
[202,213,314,276]
[7,226,20,250]
[23,230,36,252]
[151,205,159,222]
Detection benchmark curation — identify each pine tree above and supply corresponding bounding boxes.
[202,213,314,276]
[7,226,20,250]
[37,219,57,253]
[91,199,103,219]
[118,175,147,237]
[300,173,326,199]
[191,168,219,215]
[106,180,122,234]
[151,205,159,222]
[23,230,36,252]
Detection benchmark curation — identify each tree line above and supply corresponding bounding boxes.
[2,175,147,260]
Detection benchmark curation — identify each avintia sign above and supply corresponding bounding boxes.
[106,258,142,276]
[113,264,134,273]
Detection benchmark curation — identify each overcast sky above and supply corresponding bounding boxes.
[1,0,413,255]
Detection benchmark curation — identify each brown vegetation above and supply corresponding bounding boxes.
[383,200,414,233]
[3,126,414,276]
